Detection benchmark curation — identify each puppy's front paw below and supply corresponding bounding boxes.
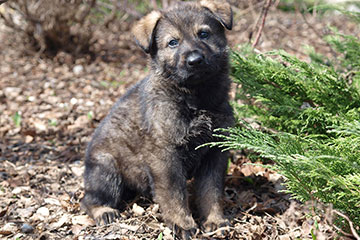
[202,217,230,235]
[91,206,121,225]
[168,215,198,240]
[174,225,198,240]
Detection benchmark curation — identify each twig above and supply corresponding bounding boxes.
[312,0,319,17]
[117,0,142,18]
[162,0,169,9]
[150,0,158,9]
[202,226,234,237]
[77,0,96,24]
[103,0,119,28]
[332,224,355,238]
[234,1,264,18]
[0,12,20,31]
[252,0,272,48]
[333,210,360,240]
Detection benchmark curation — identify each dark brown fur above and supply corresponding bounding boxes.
[82,0,234,238]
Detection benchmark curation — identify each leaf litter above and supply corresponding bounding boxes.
[1,2,358,240]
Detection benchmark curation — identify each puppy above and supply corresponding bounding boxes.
[82,0,234,238]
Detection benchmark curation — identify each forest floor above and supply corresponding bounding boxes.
[0,2,359,240]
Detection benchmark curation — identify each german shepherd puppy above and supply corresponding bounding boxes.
[82,0,234,238]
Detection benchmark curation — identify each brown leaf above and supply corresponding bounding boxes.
[71,224,84,235]
[71,215,95,226]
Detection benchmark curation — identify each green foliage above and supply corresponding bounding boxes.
[325,28,360,92]
[157,232,163,240]
[277,0,325,13]
[13,111,21,128]
[208,122,360,226]
[49,119,58,127]
[87,111,94,120]
[231,46,360,135]
[215,7,360,231]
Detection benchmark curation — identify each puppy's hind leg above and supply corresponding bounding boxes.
[81,152,124,225]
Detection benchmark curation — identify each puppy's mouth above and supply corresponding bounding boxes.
[186,68,211,82]
[162,55,223,87]
[182,62,219,84]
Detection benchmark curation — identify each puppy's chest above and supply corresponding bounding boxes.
[182,100,215,139]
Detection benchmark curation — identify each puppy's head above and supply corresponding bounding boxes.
[132,0,232,86]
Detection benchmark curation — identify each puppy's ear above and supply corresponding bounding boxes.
[132,11,162,53]
[200,0,233,30]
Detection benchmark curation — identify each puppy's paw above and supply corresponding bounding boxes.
[174,225,198,240]
[91,206,121,225]
[202,217,230,235]
[169,215,198,240]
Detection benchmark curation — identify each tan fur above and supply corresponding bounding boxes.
[131,11,162,53]
[200,0,232,30]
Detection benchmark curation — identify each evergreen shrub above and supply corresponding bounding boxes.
[209,8,360,232]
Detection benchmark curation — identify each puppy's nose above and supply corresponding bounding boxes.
[186,52,204,67]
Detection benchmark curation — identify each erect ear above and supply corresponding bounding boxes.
[200,0,233,30]
[132,11,162,54]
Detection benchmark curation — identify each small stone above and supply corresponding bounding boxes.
[4,87,21,99]
[0,171,8,180]
[71,166,84,177]
[1,222,17,234]
[28,96,36,102]
[25,135,34,143]
[70,97,78,105]
[132,203,145,216]
[151,204,159,214]
[21,223,34,233]
[44,198,61,206]
[163,227,173,240]
[33,120,47,132]
[73,65,84,75]
[12,187,23,194]
[36,207,50,219]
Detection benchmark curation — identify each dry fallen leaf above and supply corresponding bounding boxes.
[25,135,34,143]
[132,203,145,216]
[71,224,84,235]
[50,214,70,229]
[0,222,17,236]
[71,215,95,226]
[35,207,50,220]
[44,198,61,206]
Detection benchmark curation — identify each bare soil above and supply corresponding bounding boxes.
[1,2,358,240]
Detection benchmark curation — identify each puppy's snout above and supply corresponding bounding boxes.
[186,51,204,67]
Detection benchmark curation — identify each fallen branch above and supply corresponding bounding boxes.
[333,210,360,240]
[252,0,272,48]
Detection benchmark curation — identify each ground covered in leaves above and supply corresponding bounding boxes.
[0,2,358,240]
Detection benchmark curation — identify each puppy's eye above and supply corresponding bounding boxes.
[168,39,179,47]
[199,31,210,39]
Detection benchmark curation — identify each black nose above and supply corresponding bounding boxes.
[186,52,204,67]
